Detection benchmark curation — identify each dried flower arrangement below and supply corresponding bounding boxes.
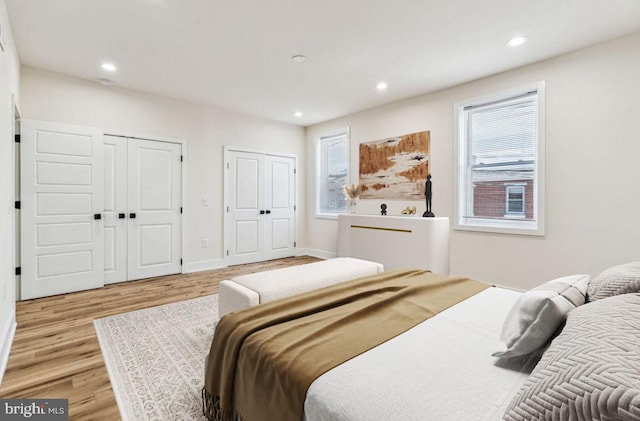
[343,183,364,201]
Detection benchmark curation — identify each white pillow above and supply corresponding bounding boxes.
[492,274,589,358]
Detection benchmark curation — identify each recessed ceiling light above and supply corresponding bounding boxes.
[101,63,117,72]
[507,36,528,47]
[294,111,303,118]
[376,82,388,91]
[291,55,307,63]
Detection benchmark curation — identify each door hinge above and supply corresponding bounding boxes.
[226,162,229,169]
[180,207,183,214]
[180,258,183,265]
[226,250,229,256]
[15,267,21,276]
[14,134,20,143]
[180,155,183,162]
[226,206,229,212]
[14,201,20,209]
[294,168,296,174]
[294,242,297,248]
[294,205,296,211]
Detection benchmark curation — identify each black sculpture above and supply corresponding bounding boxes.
[380,203,387,216]
[423,174,434,217]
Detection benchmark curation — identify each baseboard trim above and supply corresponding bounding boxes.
[0,312,17,385]
[300,249,336,260]
[183,259,227,274]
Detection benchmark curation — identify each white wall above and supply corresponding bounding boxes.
[306,32,640,290]
[20,67,306,272]
[0,0,20,382]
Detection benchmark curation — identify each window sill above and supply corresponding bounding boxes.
[455,219,544,236]
[315,212,345,220]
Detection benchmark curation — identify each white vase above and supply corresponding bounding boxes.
[349,200,357,214]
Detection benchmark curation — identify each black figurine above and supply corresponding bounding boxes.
[423,175,434,217]
[380,203,387,216]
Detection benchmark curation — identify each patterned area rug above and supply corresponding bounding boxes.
[94,295,218,420]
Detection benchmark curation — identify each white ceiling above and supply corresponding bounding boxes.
[5,0,640,126]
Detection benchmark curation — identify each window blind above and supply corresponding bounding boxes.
[465,92,537,221]
[318,131,348,214]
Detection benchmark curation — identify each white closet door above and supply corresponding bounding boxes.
[264,155,296,260]
[227,150,264,265]
[20,119,104,299]
[128,139,182,280]
[103,135,128,284]
[226,149,296,265]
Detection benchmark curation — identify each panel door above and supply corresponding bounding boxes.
[226,149,296,265]
[103,135,128,284]
[20,119,104,299]
[128,139,182,280]
[264,155,296,260]
[227,151,264,265]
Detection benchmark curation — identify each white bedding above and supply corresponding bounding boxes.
[303,287,538,421]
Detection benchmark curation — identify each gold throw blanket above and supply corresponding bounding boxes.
[203,269,489,421]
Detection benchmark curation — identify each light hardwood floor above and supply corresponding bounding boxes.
[0,256,320,420]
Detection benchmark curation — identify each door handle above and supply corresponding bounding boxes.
[265,210,271,214]
[118,213,126,219]
[130,213,136,219]
[94,213,102,220]
[260,210,265,215]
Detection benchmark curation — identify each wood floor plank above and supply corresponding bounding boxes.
[0,256,320,420]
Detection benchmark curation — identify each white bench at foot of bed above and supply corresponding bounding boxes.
[218,257,384,319]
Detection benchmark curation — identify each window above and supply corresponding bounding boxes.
[455,82,545,235]
[316,128,349,217]
[505,184,525,216]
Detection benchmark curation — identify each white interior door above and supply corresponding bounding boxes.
[21,119,104,299]
[103,135,128,284]
[264,155,296,260]
[128,139,182,280]
[227,150,264,265]
[226,149,296,265]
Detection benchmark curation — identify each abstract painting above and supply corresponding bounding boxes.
[359,130,430,200]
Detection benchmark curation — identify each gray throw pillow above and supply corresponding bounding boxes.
[587,261,640,301]
[503,293,640,421]
[492,274,589,358]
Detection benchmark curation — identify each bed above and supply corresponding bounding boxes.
[203,264,640,421]
[303,287,537,421]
